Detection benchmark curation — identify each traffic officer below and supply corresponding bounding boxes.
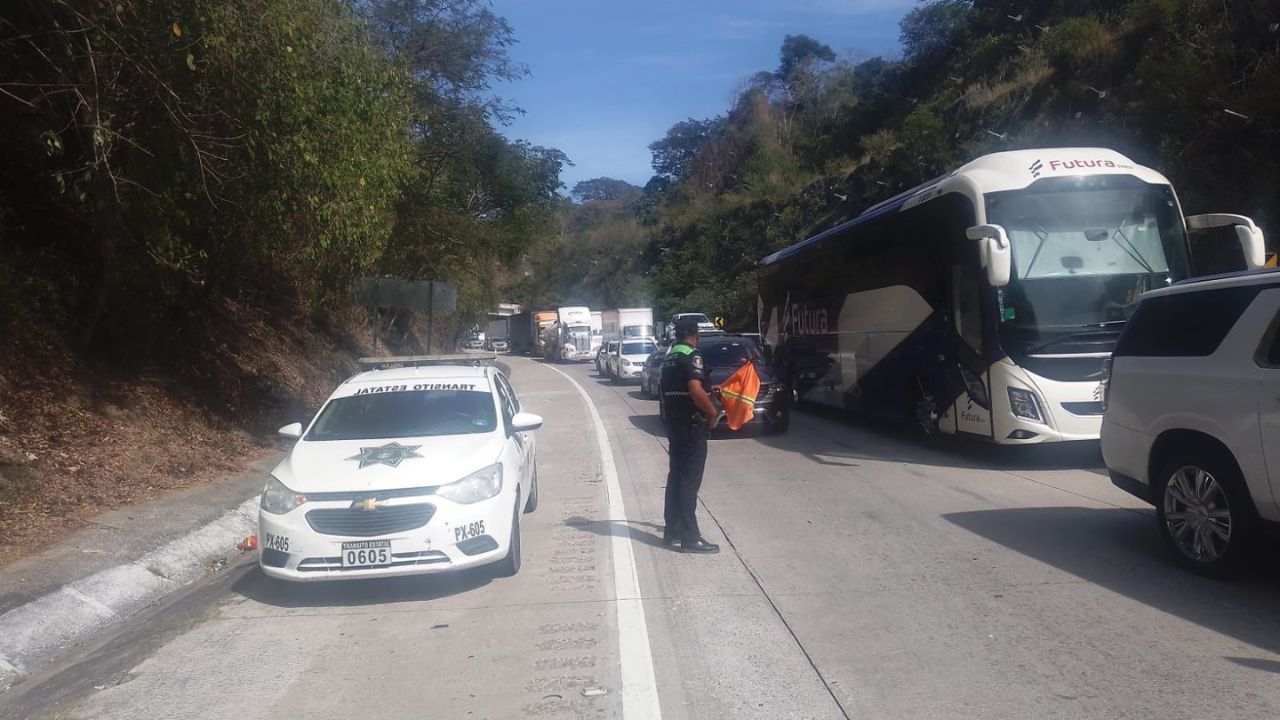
[659,316,720,554]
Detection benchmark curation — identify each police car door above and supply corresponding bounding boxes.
[494,374,531,490]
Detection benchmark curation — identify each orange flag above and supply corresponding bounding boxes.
[719,361,761,431]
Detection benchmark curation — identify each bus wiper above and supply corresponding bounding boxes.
[1110,219,1155,274]
[1024,225,1050,277]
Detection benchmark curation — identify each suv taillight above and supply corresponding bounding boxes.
[1099,357,1113,411]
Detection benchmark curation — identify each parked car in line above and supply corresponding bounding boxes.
[490,339,510,353]
[658,334,789,434]
[1102,268,1280,575]
[662,312,717,344]
[607,339,658,383]
[640,350,664,397]
[260,356,543,581]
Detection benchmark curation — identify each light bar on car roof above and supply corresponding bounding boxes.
[356,354,498,368]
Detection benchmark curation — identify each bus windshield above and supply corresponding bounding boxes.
[987,181,1191,345]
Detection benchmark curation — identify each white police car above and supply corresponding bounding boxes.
[259,356,542,581]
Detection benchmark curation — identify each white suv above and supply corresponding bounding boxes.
[1102,269,1280,575]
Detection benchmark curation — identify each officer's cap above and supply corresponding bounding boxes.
[673,316,701,339]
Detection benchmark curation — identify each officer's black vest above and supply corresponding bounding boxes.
[660,344,700,421]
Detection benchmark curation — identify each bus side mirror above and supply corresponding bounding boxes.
[1186,214,1267,271]
[967,224,1012,287]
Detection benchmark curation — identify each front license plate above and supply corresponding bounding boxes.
[341,540,391,568]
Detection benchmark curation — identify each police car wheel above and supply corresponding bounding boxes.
[495,501,522,577]
[523,464,539,513]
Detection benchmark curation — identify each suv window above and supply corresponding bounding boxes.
[1113,286,1261,358]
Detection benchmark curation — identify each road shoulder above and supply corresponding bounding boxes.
[0,453,277,691]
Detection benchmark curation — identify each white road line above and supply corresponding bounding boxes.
[542,363,663,720]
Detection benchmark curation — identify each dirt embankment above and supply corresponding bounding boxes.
[0,299,381,563]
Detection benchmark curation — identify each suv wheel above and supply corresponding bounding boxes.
[1155,450,1256,576]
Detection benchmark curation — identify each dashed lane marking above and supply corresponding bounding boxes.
[541,363,664,720]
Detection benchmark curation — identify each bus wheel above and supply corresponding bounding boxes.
[912,379,939,435]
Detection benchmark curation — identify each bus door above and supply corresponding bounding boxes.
[947,239,994,438]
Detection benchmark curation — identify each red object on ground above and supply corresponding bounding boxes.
[236,534,258,552]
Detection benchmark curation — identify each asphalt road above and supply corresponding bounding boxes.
[9,355,1280,720]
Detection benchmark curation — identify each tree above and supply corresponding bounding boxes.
[649,117,725,180]
[777,34,835,83]
[358,0,528,121]
[571,177,641,203]
[899,0,973,64]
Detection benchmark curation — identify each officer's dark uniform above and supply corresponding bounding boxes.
[659,340,709,545]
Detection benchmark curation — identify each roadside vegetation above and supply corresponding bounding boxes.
[0,0,564,554]
[521,0,1280,328]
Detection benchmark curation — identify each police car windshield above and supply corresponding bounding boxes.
[700,340,760,367]
[622,342,656,355]
[306,389,497,441]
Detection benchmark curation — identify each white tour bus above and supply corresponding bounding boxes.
[759,147,1267,444]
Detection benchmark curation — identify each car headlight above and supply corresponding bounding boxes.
[261,476,307,514]
[437,463,503,504]
[1007,388,1043,423]
[621,359,631,367]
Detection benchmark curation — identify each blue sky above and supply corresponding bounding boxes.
[491,0,917,190]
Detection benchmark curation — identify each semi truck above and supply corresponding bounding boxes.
[508,311,533,355]
[485,317,510,351]
[600,308,655,342]
[543,306,593,361]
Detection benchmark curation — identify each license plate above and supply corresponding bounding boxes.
[341,540,391,568]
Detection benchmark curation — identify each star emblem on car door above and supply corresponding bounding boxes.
[346,442,424,469]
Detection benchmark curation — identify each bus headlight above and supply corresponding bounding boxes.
[1007,388,1044,423]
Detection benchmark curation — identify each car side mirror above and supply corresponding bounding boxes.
[510,412,543,433]
[278,422,303,439]
[967,224,1012,287]
[1186,213,1267,271]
